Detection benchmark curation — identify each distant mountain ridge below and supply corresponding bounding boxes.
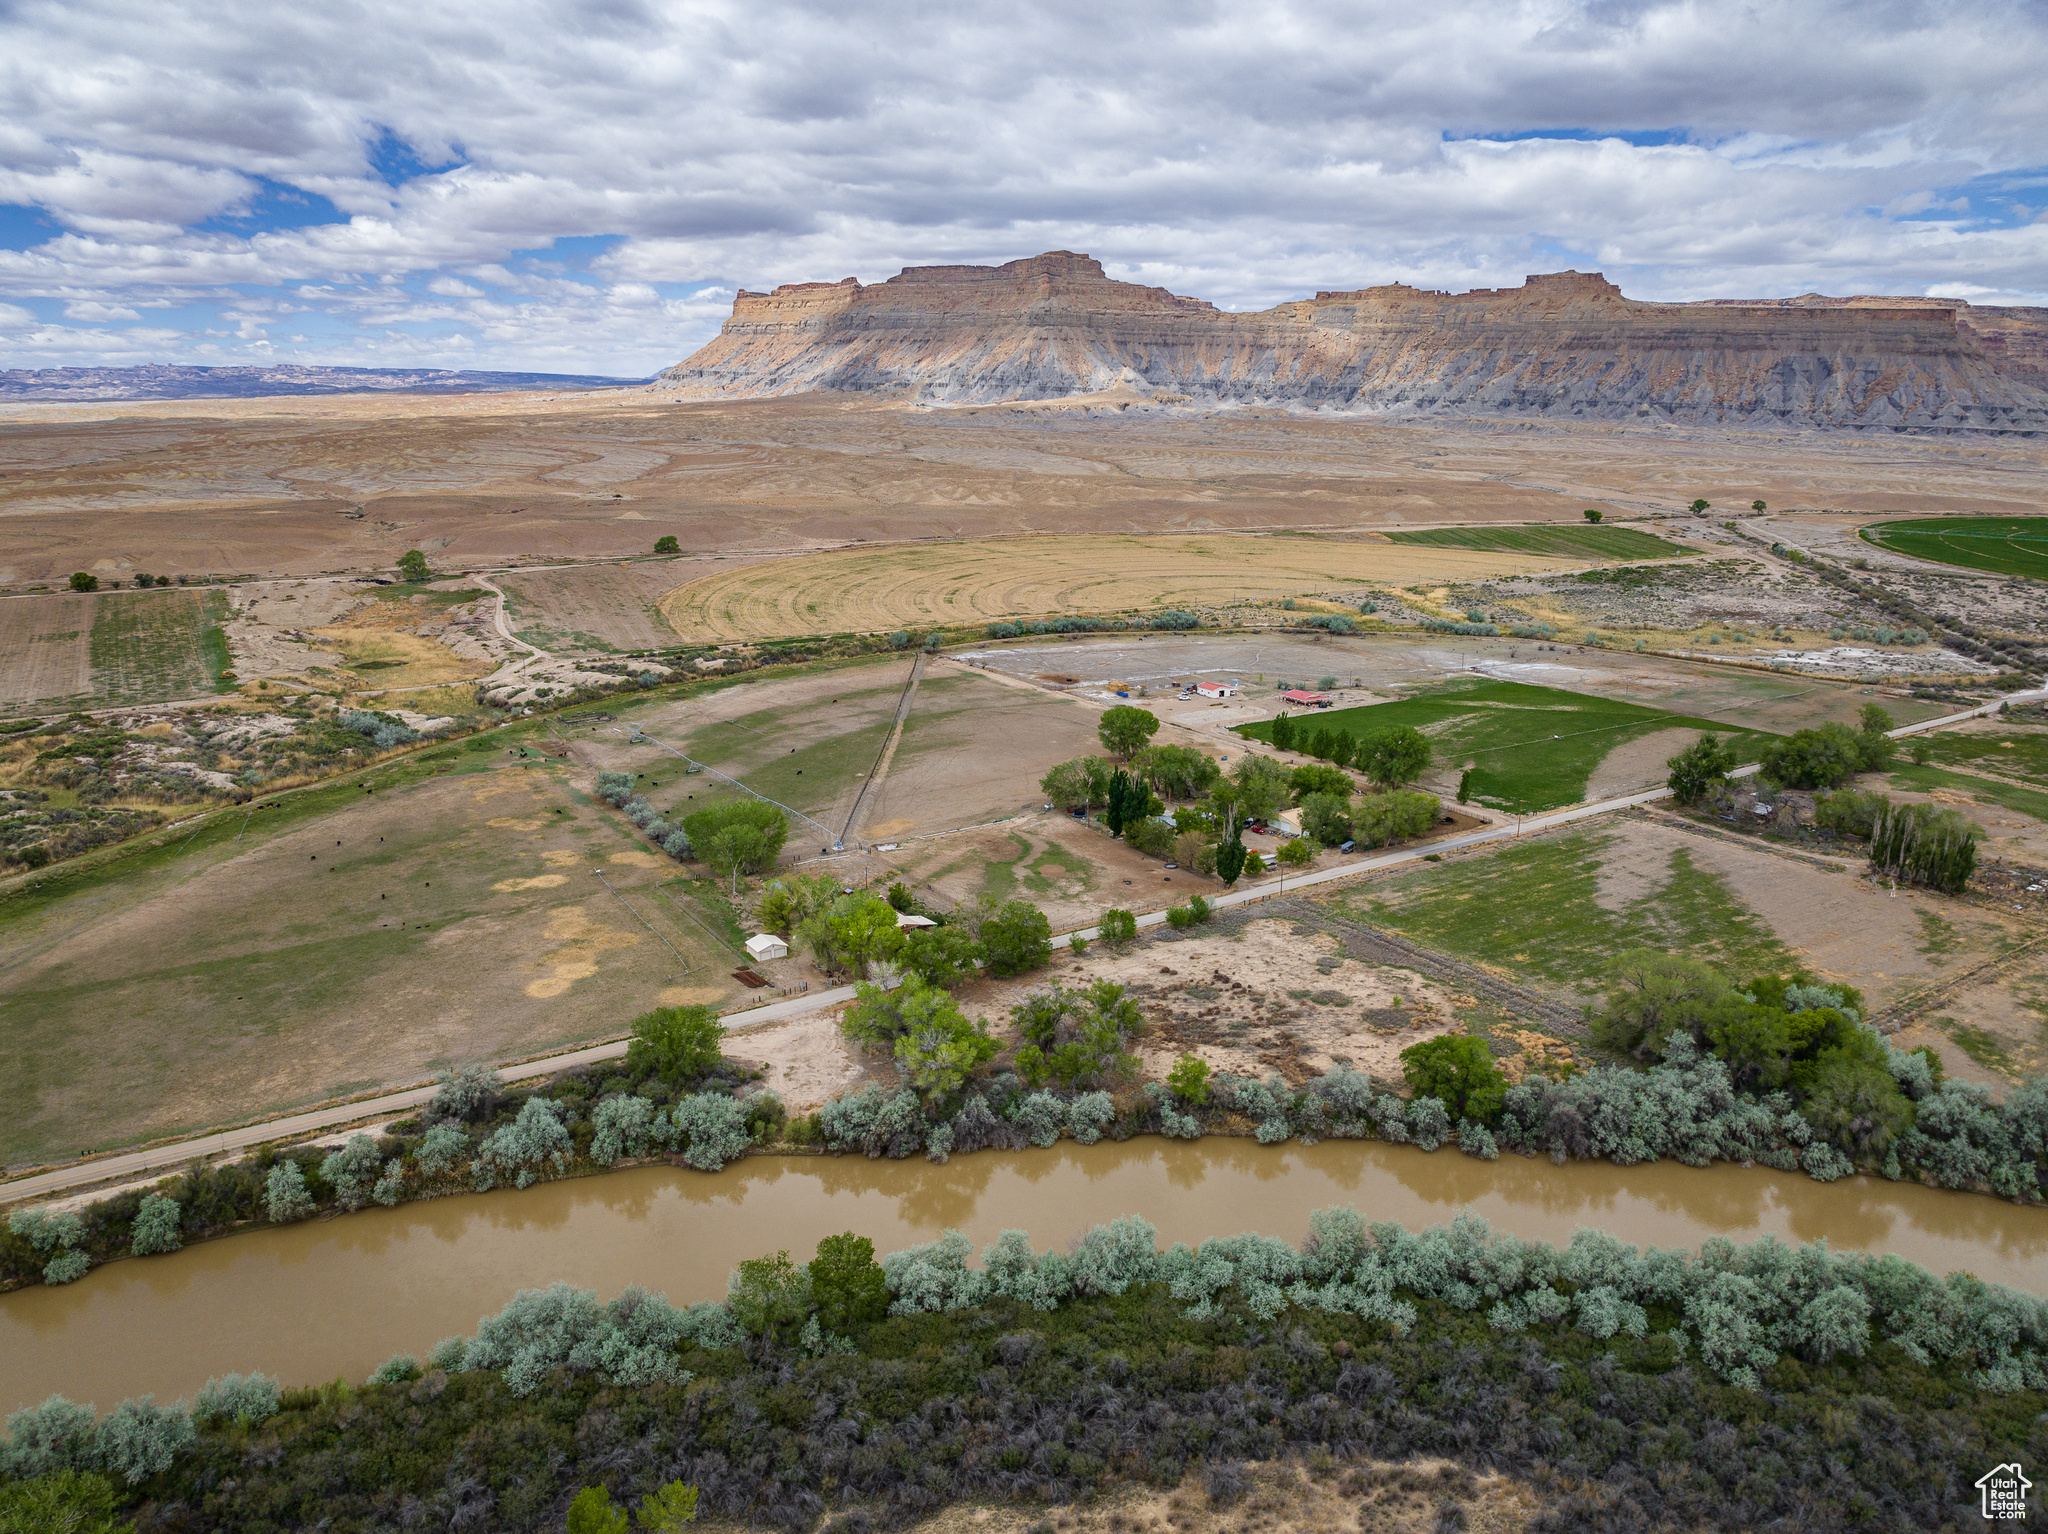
[0,363,644,402]
[657,250,2048,432]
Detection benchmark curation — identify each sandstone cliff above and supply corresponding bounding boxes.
[657,251,2048,431]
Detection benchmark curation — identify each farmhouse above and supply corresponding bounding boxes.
[1279,689,1331,708]
[1195,680,1239,699]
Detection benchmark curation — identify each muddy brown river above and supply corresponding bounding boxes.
[6,1139,2046,1415]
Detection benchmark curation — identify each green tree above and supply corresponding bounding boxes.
[1399,1034,1507,1125]
[397,549,431,583]
[896,1010,997,1101]
[1288,762,1351,802]
[1229,754,1292,820]
[1456,768,1472,804]
[1098,704,1160,761]
[653,535,680,555]
[1705,1007,1792,1091]
[1104,768,1139,837]
[726,1250,812,1345]
[1582,508,1602,523]
[0,1469,131,1534]
[1298,791,1353,847]
[1590,950,1744,1060]
[1214,837,1247,886]
[1803,1052,1916,1160]
[898,925,979,987]
[807,1233,888,1334]
[1666,733,1738,805]
[1276,836,1314,867]
[626,1004,724,1084]
[636,1482,700,1534]
[1131,743,1220,799]
[798,894,902,977]
[979,900,1052,976]
[1351,789,1438,848]
[1269,713,1296,751]
[680,800,788,877]
[1751,499,1766,513]
[1689,498,1711,513]
[68,572,98,592]
[1854,704,1896,771]
[754,873,837,937]
[1353,726,1431,789]
[1759,723,1862,790]
[1097,907,1137,947]
[567,1486,630,1534]
[840,974,956,1050]
[1040,755,1112,809]
[1167,1052,1211,1105]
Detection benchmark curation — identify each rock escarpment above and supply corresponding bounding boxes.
[658,251,2048,431]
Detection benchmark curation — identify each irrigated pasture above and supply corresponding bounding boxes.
[658,534,1588,642]
[1859,515,2048,577]
[498,563,685,653]
[1382,524,1694,560]
[0,748,738,1167]
[1239,678,1776,813]
[0,587,229,711]
[1332,814,2042,1091]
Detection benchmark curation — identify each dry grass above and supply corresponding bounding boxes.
[658,535,1582,642]
[312,600,493,692]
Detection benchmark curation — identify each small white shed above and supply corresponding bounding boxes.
[894,912,937,929]
[745,932,789,962]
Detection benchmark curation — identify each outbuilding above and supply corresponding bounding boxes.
[1195,680,1240,699]
[1279,689,1332,708]
[894,912,938,929]
[745,932,789,962]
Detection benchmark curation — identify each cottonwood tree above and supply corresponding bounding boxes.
[1667,732,1737,804]
[1353,726,1431,789]
[1097,704,1160,760]
[626,1004,725,1083]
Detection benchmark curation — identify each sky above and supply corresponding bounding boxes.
[2,0,2046,378]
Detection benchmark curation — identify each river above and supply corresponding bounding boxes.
[6,1138,2046,1414]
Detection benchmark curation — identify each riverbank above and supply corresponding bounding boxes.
[8,1135,2048,1417]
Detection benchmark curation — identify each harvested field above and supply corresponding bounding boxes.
[659,534,1588,642]
[0,753,741,1167]
[497,562,685,652]
[0,587,229,711]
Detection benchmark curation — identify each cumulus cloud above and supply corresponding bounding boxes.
[1,0,2045,371]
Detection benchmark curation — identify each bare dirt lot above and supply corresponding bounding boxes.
[498,563,685,653]
[4,391,2045,588]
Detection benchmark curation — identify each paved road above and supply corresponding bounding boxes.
[0,985,857,1205]
[8,685,2041,1206]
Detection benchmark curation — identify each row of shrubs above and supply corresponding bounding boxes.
[985,610,1201,639]
[1,1052,781,1291]
[7,1207,2045,1529]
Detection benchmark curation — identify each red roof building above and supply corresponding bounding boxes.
[1279,689,1331,707]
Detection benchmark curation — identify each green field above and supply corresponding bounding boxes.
[1913,728,2048,787]
[1859,516,2048,578]
[89,588,232,704]
[1240,679,1775,813]
[1381,525,1693,560]
[1333,828,1794,990]
[1886,763,2048,824]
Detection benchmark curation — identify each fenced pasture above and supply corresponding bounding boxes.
[0,588,229,712]
[1239,678,1776,813]
[1859,515,2048,578]
[657,534,1588,642]
[0,753,735,1167]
